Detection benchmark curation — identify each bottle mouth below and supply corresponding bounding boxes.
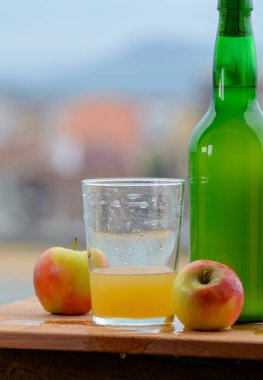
[217,0,253,11]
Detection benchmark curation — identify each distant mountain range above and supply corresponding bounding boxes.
[0,39,213,101]
[53,39,212,100]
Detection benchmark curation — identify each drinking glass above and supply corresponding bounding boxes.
[82,178,185,326]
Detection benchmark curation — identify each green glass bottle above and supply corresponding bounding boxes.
[189,0,263,321]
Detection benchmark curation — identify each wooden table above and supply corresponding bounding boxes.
[1,298,263,379]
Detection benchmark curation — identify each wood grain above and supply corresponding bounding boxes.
[1,298,263,360]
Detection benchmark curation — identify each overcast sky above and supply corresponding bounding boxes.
[0,0,262,82]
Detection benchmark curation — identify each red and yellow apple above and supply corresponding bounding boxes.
[33,243,107,315]
[173,260,244,330]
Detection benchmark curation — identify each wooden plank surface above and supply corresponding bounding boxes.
[1,297,263,360]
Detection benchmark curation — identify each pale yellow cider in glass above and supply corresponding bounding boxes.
[90,266,176,319]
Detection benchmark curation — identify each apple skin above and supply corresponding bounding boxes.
[33,247,107,315]
[173,260,244,330]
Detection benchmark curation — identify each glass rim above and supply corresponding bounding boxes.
[82,177,185,187]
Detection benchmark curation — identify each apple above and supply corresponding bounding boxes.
[33,239,107,315]
[172,260,244,330]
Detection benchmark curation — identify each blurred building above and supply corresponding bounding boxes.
[0,87,216,243]
[49,97,142,178]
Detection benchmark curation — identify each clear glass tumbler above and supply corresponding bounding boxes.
[82,178,185,326]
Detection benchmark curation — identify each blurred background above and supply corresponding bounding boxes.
[1,0,263,304]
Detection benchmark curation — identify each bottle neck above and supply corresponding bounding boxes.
[213,1,257,109]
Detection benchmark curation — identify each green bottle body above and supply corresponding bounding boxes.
[189,2,263,321]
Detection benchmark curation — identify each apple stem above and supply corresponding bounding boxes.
[73,237,78,251]
[202,270,211,285]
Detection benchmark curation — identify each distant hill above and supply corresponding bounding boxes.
[51,39,212,100]
[52,39,211,100]
[0,38,212,101]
